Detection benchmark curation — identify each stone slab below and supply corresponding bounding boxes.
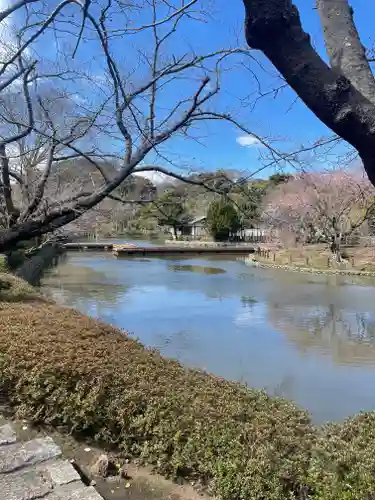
[0,418,104,500]
[45,458,81,486]
[0,423,17,445]
[0,467,102,500]
[49,482,104,500]
[0,437,61,473]
[0,464,53,500]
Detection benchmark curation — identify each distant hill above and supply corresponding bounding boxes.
[45,159,157,237]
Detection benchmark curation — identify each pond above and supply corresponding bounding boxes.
[43,245,375,424]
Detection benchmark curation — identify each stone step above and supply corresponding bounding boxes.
[0,423,104,499]
[0,465,103,500]
[48,483,104,500]
[0,436,61,474]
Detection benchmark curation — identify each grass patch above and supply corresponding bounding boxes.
[1,299,375,498]
[307,413,375,499]
[258,246,336,270]
[260,245,375,274]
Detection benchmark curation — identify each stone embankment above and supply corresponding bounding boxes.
[244,256,375,277]
[164,239,272,248]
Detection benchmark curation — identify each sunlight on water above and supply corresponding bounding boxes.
[43,249,375,424]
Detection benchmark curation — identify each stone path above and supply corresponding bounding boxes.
[0,422,103,500]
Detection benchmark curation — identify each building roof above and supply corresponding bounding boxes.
[190,216,206,225]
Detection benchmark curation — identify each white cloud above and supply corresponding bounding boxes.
[236,135,263,148]
[72,94,88,105]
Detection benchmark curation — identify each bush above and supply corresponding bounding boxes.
[1,301,375,498]
[0,301,313,500]
[0,273,39,302]
[307,413,375,499]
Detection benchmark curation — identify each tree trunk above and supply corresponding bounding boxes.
[330,235,342,262]
[317,0,375,104]
[15,243,64,286]
[0,209,77,253]
[242,0,375,186]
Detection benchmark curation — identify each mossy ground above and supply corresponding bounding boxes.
[0,283,375,499]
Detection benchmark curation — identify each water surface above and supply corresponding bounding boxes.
[43,249,375,423]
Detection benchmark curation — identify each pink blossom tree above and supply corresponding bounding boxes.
[263,169,375,257]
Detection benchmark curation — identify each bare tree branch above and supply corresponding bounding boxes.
[0,0,82,79]
[0,62,35,146]
[21,141,56,221]
[111,0,199,34]
[0,0,39,23]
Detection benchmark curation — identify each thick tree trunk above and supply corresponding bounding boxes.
[0,209,77,253]
[15,243,64,286]
[317,0,375,104]
[242,0,375,186]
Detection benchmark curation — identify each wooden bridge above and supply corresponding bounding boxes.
[64,242,258,256]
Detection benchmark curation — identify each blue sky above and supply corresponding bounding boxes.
[185,0,373,177]
[160,0,371,177]
[6,0,375,180]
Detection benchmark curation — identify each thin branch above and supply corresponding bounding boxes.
[133,165,219,195]
[72,0,92,58]
[0,62,35,147]
[0,64,29,93]
[0,0,82,79]
[112,0,199,34]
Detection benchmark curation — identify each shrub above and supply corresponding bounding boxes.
[307,413,375,499]
[0,301,313,500]
[2,301,375,498]
[0,273,39,302]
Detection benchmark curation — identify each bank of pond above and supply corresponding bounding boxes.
[0,292,375,500]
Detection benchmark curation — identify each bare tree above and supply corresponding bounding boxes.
[241,0,375,186]
[0,0,271,252]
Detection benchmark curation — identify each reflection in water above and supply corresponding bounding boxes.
[269,302,375,365]
[43,263,128,321]
[42,250,375,423]
[168,264,226,275]
[241,296,258,306]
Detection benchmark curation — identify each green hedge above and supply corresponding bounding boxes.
[1,300,375,499]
